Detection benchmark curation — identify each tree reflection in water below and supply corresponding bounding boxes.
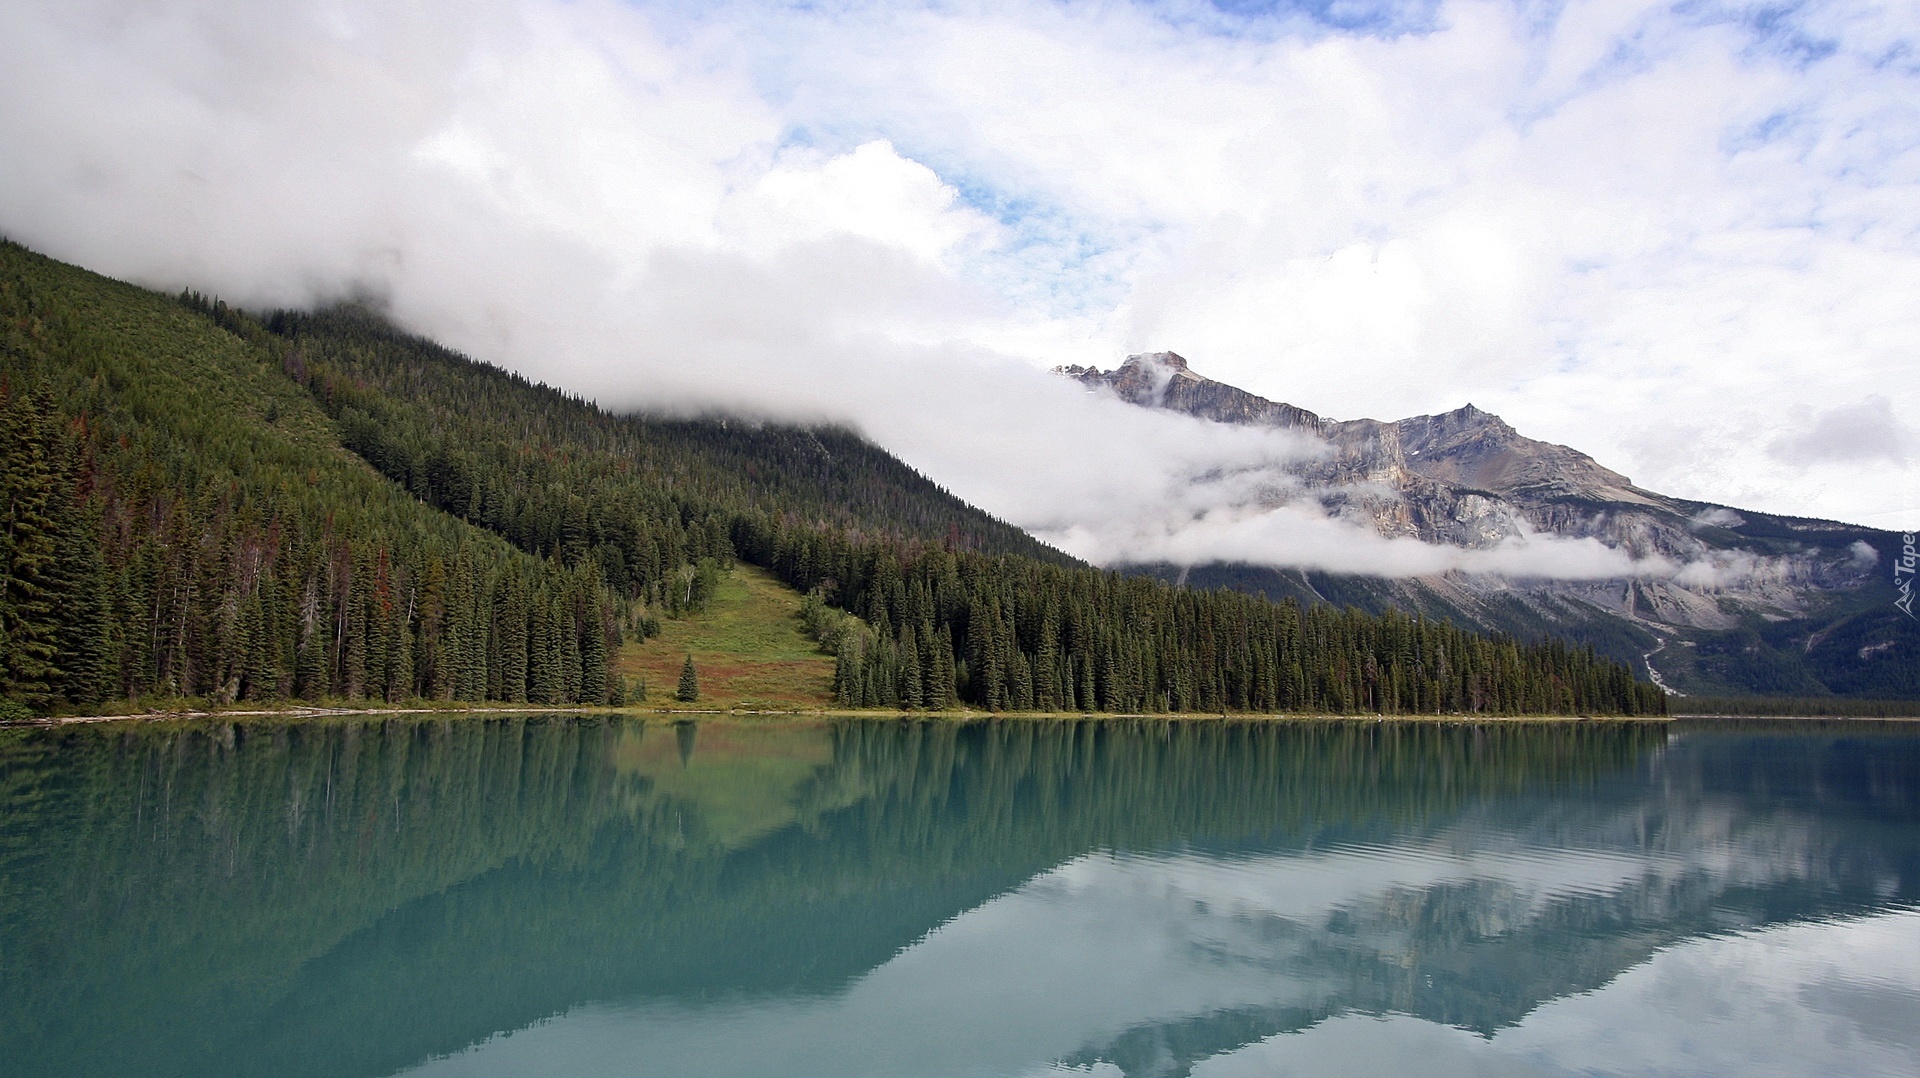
[2,716,1915,1077]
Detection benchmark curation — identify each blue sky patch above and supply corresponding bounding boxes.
[1674,1,1842,69]
[1133,0,1445,39]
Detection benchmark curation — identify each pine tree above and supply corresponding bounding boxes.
[929,625,956,709]
[495,571,528,703]
[49,500,113,704]
[899,625,924,709]
[834,645,861,707]
[580,600,608,705]
[295,581,327,700]
[343,550,369,700]
[676,653,699,703]
[561,605,584,702]
[386,593,414,702]
[0,390,61,706]
[528,596,560,704]
[238,593,271,701]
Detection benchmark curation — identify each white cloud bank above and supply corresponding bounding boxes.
[1,0,1916,580]
[1048,506,1684,580]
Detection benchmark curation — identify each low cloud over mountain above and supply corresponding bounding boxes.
[3,0,1916,547]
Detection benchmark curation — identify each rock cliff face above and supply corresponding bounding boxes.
[1058,353,1914,699]
[1065,352,1668,549]
[1059,352,1329,432]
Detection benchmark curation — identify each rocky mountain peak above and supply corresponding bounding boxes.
[1062,354,1641,504]
[1397,404,1512,446]
[1128,351,1189,371]
[1059,353,1327,432]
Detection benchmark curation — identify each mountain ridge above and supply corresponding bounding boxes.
[1060,352,1915,699]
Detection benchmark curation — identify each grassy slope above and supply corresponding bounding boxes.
[618,565,837,710]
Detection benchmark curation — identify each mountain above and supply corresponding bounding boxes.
[0,242,1658,717]
[1060,352,1917,699]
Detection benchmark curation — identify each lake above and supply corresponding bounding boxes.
[2,715,1916,1077]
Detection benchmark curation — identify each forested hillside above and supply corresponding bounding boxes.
[0,242,1664,717]
[260,304,1063,579]
[0,242,622,715]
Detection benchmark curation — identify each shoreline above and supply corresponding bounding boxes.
[11,705,1918,729]
[3,704,1684,728]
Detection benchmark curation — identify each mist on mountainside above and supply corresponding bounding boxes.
[2,0,1914,584]
[1065,352,1915,699]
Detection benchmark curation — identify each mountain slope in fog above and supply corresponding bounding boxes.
[1061,353,1915,699]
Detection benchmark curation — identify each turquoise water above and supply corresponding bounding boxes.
[2,716,1916,1077]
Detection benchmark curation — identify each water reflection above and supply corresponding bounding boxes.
[1,717,1915,1077]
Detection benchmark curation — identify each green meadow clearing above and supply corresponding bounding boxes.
[619,566,838,712]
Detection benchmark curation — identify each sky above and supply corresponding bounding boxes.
[2,0,1916,574]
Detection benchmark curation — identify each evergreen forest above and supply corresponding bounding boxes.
[0,242,1664,717]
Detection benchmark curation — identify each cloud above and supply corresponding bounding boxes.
[1767,395,1915,466]
[1691,507,1745,529]
[2,0,1916,580]
[1044,502,1689,580]
[728,0,1920,522]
